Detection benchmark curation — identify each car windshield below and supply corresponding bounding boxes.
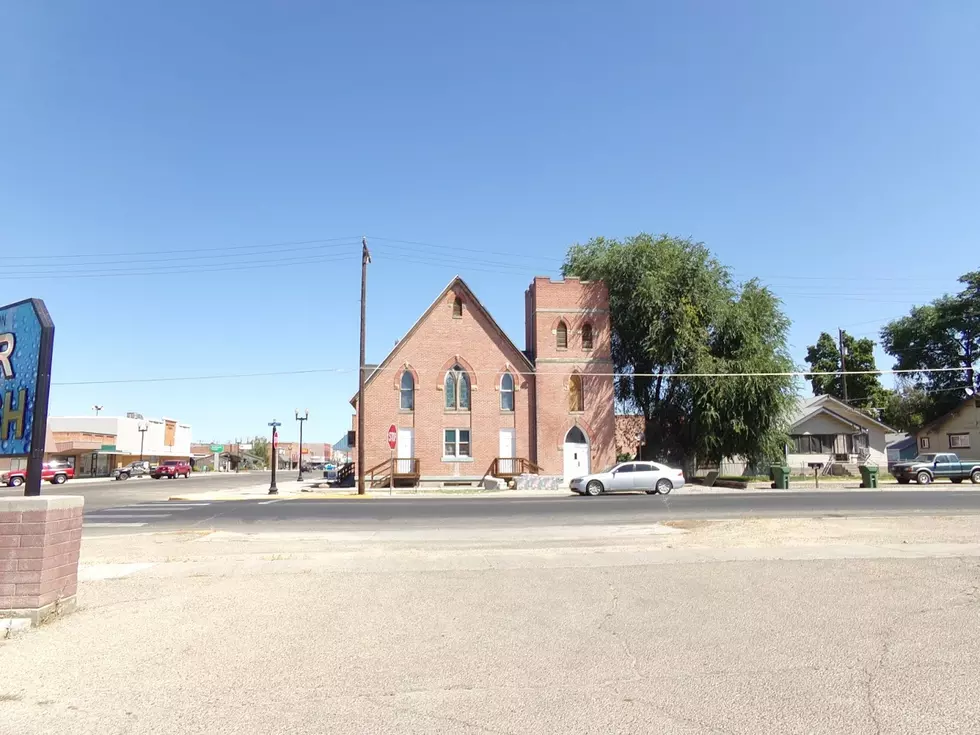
[914,454,937,462]
[163,461,179,466]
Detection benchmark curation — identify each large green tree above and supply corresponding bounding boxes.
[249,436,270,466]
[880,270,980,426]
[804,331,883,410]
[563,233,797,470]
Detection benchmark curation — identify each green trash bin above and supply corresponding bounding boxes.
[770,465,790,489]
[859,465,879,489]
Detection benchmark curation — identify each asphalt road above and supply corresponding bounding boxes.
[0,470,273,511]
[81,489,980,535]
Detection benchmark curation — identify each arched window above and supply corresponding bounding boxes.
[400,371,414,411]
[453,296,463,318]
[565,426,587,444]
[581,323,594,350]
[500,373,515,411]
[445,364,471,410]
[556,321,568,349]
[568,373,584,412]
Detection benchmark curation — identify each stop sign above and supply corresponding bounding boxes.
[387,424,397,450]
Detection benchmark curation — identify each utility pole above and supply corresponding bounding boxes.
[268,420,281,494]
[357,237,371,495]
[138,422,148,462]
[838,328,848,403]
[295,409,308,481]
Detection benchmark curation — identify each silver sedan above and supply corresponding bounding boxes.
[570,461,685,496]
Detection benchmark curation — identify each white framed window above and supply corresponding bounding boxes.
[444,364,471,411]
[920,437,930,449]
[400,371,414,411]
[500,373,515,411]
[949,433,970,449]
[444,429,471,458]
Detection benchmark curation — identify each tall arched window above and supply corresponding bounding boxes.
[556,321,568,349]
[445,364,471,410]
[452,296,463,318]
[400,371,415,410]
[500,372,515,411]
[581,323,594,350]
[568,373,584,412]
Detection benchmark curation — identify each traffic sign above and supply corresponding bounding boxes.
[387,424,397,450]
[210,444,224,453]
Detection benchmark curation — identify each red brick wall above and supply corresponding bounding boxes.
[615,415,646,459]
[358,282,533,479]
[526,277,616,476]
[0,497,83,615]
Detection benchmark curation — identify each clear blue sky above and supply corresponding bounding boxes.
[2,1,978,444]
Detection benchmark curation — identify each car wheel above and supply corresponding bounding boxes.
[585,480,603,496]
[120,473,130,481]
[52,474,67,485]
[656,478,673,495]
[971,469,980,485]
[917,471,932,485]
[9,476,24,487]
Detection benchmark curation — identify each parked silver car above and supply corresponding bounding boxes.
[570,461,685,496]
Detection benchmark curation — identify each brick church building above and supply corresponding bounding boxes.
[352,276,615,485]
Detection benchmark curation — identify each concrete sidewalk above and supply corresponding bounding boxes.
[4,516,980,734]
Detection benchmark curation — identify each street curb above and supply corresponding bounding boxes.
[167,493,376,501]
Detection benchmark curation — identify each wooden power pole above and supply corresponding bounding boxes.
[838,328,848,403]
[357,237,371,495]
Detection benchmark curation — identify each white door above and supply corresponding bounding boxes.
[396,429,414,474]
[563,427,590,482]
[498,429,516,474]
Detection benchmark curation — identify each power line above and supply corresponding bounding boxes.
[2,236,361,261]
[1,253,360,280]
[52,364,977,387]
[0,239,362,272]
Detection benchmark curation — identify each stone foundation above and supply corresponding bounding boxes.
[0,495,84,626]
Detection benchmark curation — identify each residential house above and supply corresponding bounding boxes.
[914,395,980,457]
[784,394,893,475]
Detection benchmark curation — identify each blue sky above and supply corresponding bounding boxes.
[2,1,978,444]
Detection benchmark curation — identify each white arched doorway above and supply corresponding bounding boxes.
[563,426,590,481]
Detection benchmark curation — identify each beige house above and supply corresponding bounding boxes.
[784,394,892,475]
[914,395,980,457]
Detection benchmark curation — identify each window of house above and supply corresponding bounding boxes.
[500,373,515,411]
[568,373,584,412]
[949,433,971,449]
[444,364,471,410]
[444,429,471,458]
[556,321,568,349]
[452,297,463,318]
[920,436,930,449]
[790,434,837,453]
[399,371,414,411]
[581,323,594,350]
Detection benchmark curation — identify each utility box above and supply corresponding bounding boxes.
[859,465,879,489]
[771,465,791,489]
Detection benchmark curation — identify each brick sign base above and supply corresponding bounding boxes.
[0,496,84,626]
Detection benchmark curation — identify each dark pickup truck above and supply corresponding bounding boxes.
[891,453,980,485]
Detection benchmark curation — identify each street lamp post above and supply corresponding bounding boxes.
[92,404,103,416]
[268,421,281,495]
[295,409,309,481]
[138,422,148,462]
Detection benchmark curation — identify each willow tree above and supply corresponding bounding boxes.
[563,233,797,470]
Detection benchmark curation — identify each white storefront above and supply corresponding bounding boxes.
[47,414,192,476]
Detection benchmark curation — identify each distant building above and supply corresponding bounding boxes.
[914,395,980,456]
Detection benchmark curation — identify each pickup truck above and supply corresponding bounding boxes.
[113,460,152,481]
[151,460,191,479]
[891,453,980,485]
[2,462,75,488]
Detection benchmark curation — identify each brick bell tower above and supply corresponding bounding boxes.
[525,277,616,478]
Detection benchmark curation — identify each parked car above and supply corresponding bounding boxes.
[891,453,980,485]
[151,460,191,479]
[2,461,75,488]
[113,460,152,481]
[570,461,685,496]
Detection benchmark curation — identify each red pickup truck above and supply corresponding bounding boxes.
[151,460,191,479]
[2,462,75,488]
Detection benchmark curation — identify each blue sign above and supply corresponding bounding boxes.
[0,299,55,459]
